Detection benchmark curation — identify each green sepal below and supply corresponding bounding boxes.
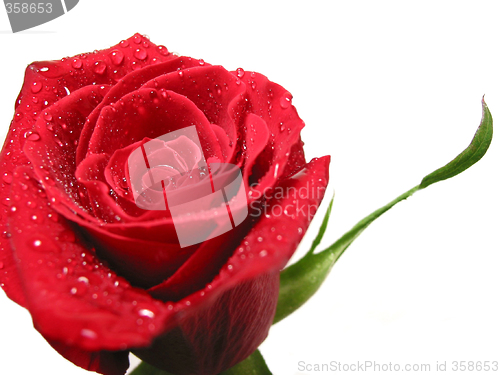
[220,349,273,375]
[129,349,272,375]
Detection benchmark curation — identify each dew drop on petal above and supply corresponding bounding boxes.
[134,48,148,60]
[157,45,169,56]
[31,81,42,93]
[119,40,129,48]
[80,329,97,339]
[138,309,155,318]
[30,239,42,249]
[2,172,13,184]
[133,34,142,44]
[72,58,82,69]
[236,68,245,78]
[110,50,124,65]
[94,61,107,75]
[280,92,292,109]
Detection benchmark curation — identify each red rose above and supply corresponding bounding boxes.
[0,33,329,375]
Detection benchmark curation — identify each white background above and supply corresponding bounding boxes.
[0,1,499,374]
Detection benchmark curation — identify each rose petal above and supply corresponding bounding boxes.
[135,272,279,375]
[1,34,174,302]
[235,71,306,183]
[239,113,270,179]
[87,88,223,164]
[7,167,177,351]
[76,56,206,165]
[141,65,247,159]
[24,84,111,214]
[211,125,232,161]
[149,156,330,300]
[76,153,151,220]
[49,340,129,375]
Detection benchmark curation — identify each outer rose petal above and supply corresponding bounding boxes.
[135,156,330,374]
[0,33,174,304]
[234,71,307,182]
[135,273,279,375]
[8,156,328,375]
[7,168,176,352]
[49,341,129,375]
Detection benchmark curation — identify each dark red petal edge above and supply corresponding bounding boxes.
[49,340,129,375]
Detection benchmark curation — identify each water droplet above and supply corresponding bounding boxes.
[31,214,43,223]
[178,71,184,78]
[157,45,169,56]
[276,235,283,241]
[259,250,268,257]
[31,239,42,248]
[43,112,52,121]
[280,92,292,109]
[72,58,82,69]
[134,48,148,60]
[2,172,12,184]
[109,50,124,65]
[94,61,106,75]
[31,81,42,93]
[257,236,263,242]
[279,122,285,132]
[0,262,3,269]
[133,34,142,44]
[80,329,97,339]
[236,68,245,78]
[119,40,129,48]
[138,309,155,318]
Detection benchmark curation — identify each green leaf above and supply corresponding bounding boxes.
[274,98,493,324]
[220,349,273,375]
[306,196,334,256]
[129,362,174,375]
[420,97,493,188]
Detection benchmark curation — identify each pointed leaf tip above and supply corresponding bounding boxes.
[420,98,492,189]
